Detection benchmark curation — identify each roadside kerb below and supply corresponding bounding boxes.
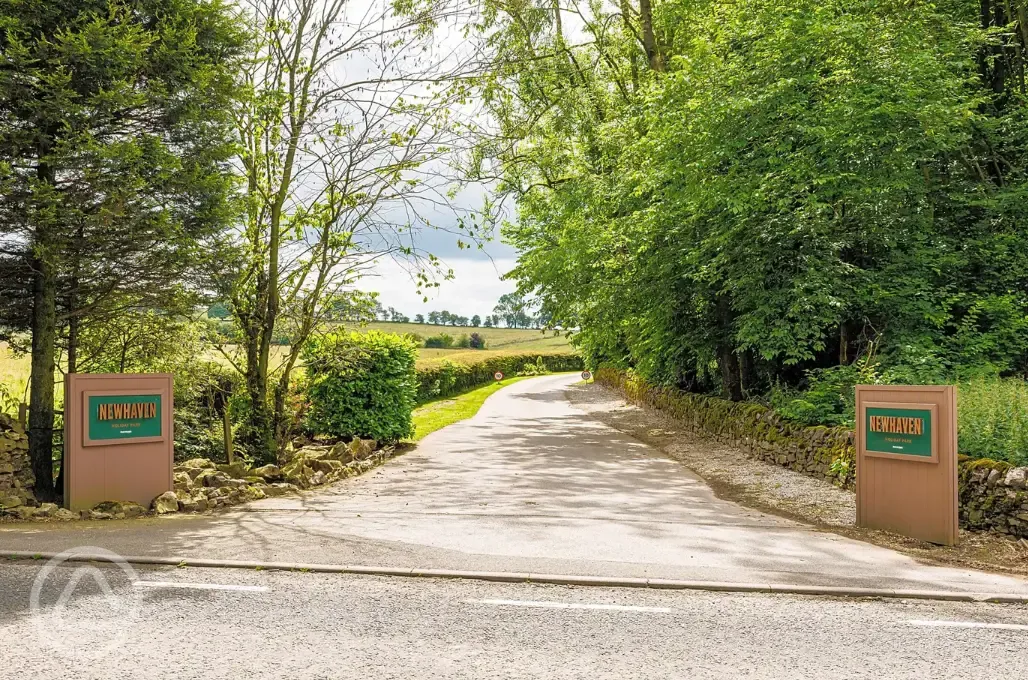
[4,550,1025,603]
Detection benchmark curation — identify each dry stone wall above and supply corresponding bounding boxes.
[595,368,855,487]
[596,368,1028,539]
[0,414,33,509]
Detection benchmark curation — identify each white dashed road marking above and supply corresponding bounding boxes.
[907,620,1028,632]
[469,599,672,613]
[133,581,269,593]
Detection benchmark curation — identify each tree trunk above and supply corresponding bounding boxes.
[718,346,744,402]
[28,140,59,502]
[28,245,57,501]
[715,295,743,402]
[56,224,83,498]
[639,0,664,72]
[243,324,275,464]
[223,407,234,464]
[739,349,756,398]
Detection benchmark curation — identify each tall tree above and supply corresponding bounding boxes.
[475,0,1028,394]
[222,0,482,462]
[493,293,532,329]
[0,0,245,499]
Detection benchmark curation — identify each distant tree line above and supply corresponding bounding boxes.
[412,293,548,329]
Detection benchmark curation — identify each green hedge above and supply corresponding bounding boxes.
[302,331,419,442]
[416,353,583,402]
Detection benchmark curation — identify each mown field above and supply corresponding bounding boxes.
[0,323,574,396]
[345,321,573,369]
[362,321,570,351]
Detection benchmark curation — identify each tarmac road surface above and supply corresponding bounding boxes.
[1,374,1026,595]
[2,562,1027,680]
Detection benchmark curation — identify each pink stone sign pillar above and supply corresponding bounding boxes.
[64,373,174,511]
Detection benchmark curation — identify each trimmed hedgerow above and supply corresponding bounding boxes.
[416,353,583,402]
[302,331,418,442]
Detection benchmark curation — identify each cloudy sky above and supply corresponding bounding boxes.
[364,184,521,318]
[330,0,525,320]
[369,249,518,320]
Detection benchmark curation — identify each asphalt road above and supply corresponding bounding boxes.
[2,374,1027,594]
[3,561,1027,679]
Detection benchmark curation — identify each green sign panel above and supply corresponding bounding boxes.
[865,406,932,457]
[88,394,163,441]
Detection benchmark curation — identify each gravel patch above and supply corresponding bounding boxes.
[565,382,856,527]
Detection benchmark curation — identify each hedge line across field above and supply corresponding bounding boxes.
[416,353,584,402]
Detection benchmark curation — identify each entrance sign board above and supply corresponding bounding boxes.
[87,393,163,443]
[855,385,957,545]
[65,374,174,511]
[864,406,933,458]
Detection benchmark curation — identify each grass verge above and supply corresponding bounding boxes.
[410,376,532,441]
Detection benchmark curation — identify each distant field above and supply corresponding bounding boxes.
[0,324,573,393]
[360,321,571,353]
[0,343,30,399]
[360,321,574,369]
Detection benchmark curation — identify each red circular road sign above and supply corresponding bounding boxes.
[581,370,592,381]
[494,371,504,381]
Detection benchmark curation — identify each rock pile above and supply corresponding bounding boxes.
[164,437,385,515]
[1,437,393,521]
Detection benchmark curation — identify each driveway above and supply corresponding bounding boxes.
[2,374,1026,593]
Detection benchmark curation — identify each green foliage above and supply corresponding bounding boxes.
[424,333,454,348]
[768,353,882,427]
[479,0,1028,397]
[956,377,1028,466]
[493,293,535,329]
[516,356,548,376]
[0,382,19,416]
[173,361,240,463]
[416,353,583,401]
[772,360,1028,466]
[74,309,240,461]
[302,331,419,442]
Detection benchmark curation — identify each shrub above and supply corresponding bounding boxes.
[455,334,471,348]
[771,361,1028,466]
[416,352,583,401]
[957,377,1028,466]
[424,333,454,349]
[174,361,241,463]
[517,356,548,376]
[302,331,418,442]
[468,333,486,349]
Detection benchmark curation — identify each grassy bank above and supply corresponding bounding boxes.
[410,377,531,440]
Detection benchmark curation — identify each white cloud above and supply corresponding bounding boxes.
[366,256,518,318]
